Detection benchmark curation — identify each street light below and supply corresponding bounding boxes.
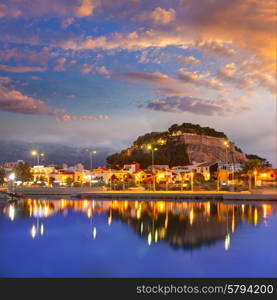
[89,150,97,170]
[190,171,194,192]
[223,141,229,164]
[223,140,233,188]
[147,145,158,191]
[31,150,45,165]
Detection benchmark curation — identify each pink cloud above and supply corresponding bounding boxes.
[0,85,64,115]
[143,95,251,116]
[0,64,45,73]
[55,114,109,121]
[54,57,67,71]
[0,4,6,18]
[0,76,11,84]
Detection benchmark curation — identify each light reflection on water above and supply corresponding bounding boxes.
[0,198,276,277]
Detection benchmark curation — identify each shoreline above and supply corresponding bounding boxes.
[10,187,277,201]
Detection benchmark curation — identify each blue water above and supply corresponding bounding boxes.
[0,198,276,277]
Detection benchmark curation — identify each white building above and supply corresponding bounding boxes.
[172,163,202,174]
[218,163,242,172]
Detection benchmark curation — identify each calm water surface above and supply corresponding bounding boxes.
[0,198,276,277]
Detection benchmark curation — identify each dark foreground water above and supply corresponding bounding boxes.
[0,198,276,278]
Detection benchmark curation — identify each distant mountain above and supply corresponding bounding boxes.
[0,140,112,168]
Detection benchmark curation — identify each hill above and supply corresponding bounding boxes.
[106,123,248,168]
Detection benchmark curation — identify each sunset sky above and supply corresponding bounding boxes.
[0,0,276,165]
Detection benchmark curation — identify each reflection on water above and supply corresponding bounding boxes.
[2,198,274,251]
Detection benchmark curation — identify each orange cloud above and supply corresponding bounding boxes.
[177,56,200,65]
[74,0,95,17]
[139,7,176,25]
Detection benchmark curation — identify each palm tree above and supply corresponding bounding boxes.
[0,168,5,185]
[241,159,267,191]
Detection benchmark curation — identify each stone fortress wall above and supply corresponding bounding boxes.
[179,133,231,148]
[171,133,247,163]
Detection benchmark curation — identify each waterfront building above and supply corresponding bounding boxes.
[2,160,25,172]
[218,162,242,172]
[196,162,218,181]
[123,162,140,173]
[31,165,56,184]
[147,165,169,171]
[172,163,201,174]
[256,169,277,186]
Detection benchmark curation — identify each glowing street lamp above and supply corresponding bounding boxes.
[8,173,16,181]
[31,150,45,165]
[190,171,194,192]
[223,141,229,164]
[90,150,97,170]
[147,145,158,191]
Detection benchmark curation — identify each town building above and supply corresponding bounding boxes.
[196,162,218,181]
[123,162,140,173]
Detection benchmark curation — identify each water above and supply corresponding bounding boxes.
[0,198,276,278]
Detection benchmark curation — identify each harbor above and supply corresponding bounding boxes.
[1,187,276,201]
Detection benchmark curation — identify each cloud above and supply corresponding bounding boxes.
[192,40,236,57]
[80,64,110,76]
[177,68,225,91]
[138,7,176,25]
[57,30,194,51]
[0,0,96,18]
[74,0,95,17]
[0,76,11,84]
[116,70,226,95]
[143,96,250,116]
[157,87,192,97]
[116,71,196,96]
[61,17,75,29]
[116,71,174,85]
[1,0,275,68]
[180,0,276,63]
[80,63,93,74]
[0,4,6,18]
[54,57,67,71]
[55,114,109,121]
[136,48,167,64]
[0,64,45,73]
[0,47,58,66]
[217,61,276,93]
[0,85,64,115]
[177,55,200,65]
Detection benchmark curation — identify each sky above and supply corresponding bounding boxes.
[0,0,276,165]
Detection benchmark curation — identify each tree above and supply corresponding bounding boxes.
[0,168,6,185]
[194,173,205,183]
[246,154,271,167]
[241,159,268,191]
[242,159,267,174]
[14,162,32,183]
